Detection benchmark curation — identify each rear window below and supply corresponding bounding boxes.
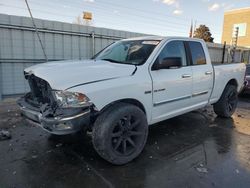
[188,41,206,65]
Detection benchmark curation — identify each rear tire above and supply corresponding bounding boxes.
[213,85,238,118]
[92,103,148,165]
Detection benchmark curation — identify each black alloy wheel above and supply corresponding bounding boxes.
[111,114,145,156]
[92,103,148,165]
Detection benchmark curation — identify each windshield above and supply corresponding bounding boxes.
[94,40,160,65]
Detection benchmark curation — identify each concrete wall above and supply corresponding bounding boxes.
[0,14,249,100]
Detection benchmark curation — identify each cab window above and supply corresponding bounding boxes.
[188,41,206,65]
[156,40,187,67]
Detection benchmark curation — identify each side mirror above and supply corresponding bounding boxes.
[153,57,182,70]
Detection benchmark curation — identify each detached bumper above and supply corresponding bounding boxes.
[17,98,91,135]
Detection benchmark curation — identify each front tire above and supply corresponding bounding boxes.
[92,103,148,165]
[213,85,238,118]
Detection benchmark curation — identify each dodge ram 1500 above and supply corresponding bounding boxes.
[18,36,246,165]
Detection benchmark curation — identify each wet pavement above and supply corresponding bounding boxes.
[0,96,250,188]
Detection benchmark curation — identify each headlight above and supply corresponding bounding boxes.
[54,91,91,108]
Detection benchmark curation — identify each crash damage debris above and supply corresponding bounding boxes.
[196,167,208,173]
[196,164,208,173]
[0,130,11,141]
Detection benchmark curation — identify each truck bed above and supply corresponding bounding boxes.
[210,63,246,104]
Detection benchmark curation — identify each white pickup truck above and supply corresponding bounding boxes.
[18,36,246,165]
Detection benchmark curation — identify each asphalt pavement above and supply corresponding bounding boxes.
[0,96,250,188]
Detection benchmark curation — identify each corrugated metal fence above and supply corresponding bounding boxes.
[0,14,146,100]
[0,14,249,100]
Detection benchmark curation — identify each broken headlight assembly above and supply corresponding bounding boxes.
[54,91,91,108]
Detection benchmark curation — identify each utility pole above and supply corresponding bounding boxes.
[24,0,48,61]
[189,20,193,38]
[193,20,197,37]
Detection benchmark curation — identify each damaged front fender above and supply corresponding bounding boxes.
[17,96,91,135]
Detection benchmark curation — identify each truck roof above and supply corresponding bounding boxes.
[122,36,204,42]
[122,36,165,41]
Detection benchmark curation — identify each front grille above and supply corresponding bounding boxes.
[27,75,53,105]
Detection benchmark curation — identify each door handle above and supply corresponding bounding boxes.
[182,74,191,78]
[205,71,212,75]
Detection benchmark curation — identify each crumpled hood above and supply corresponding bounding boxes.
[24,60,136,90]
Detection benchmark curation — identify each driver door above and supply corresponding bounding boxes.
[150,40,193,123]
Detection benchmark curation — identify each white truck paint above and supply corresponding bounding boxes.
[19,36,246,164]
[26,37,245,123]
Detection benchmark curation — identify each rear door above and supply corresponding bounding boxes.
[186,41,213,106]
[150,40,193,123]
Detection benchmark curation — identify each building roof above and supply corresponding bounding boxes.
[225,7,250,15]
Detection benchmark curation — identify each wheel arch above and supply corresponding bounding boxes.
[227,79,238,89]
[218,78,238,100]
[99,98,147,115]
[214,78,238,104]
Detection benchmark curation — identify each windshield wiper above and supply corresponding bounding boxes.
[101,59,123,64]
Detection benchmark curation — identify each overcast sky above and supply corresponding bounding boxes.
[0,0,249,43]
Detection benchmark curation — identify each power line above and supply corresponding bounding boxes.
[67,0,191,22]
[0,3,189,34]
[24,0,48,61]
[4,0,223,30]
[27,0,223,35]
[65,0,221,27]
[25,0,191,29]
[0,2,222,37]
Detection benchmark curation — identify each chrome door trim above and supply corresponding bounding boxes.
[153,95,191,106]
[192,91,208,97]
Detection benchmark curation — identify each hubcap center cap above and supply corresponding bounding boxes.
[122,129,130,138]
